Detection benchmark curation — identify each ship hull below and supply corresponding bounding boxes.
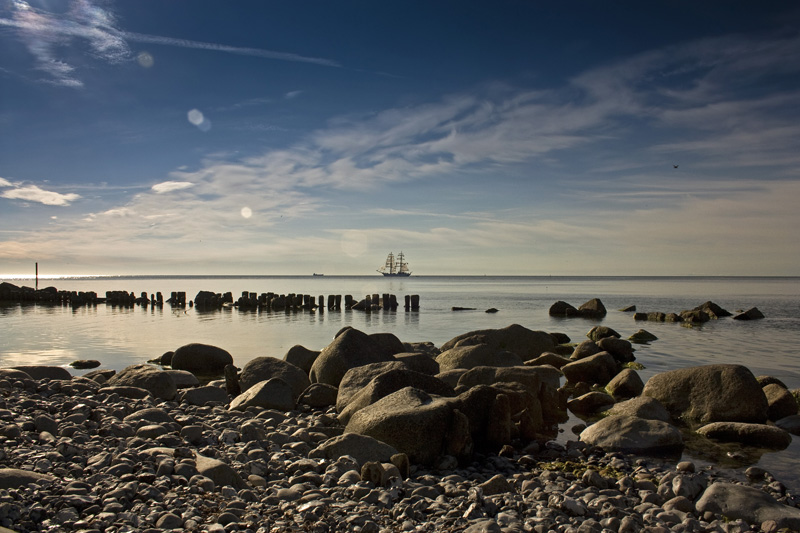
[381,272,411,277]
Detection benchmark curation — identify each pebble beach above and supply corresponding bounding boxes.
[2,351,800,532]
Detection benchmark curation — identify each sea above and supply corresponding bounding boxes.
[2,275,800,489]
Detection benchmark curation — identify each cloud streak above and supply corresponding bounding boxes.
[0,0,340,87]
[1,184,81,206]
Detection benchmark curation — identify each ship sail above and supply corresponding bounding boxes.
[377,251,411,277]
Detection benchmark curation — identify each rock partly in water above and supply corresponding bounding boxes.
[733,307,765,320]
[439,324,556,361]
[696,422,792,449]
[763,383,799,421]
[561,352,619,386]
[628,329,658,343]
[605,368,644,399]
[436,344,524,372]
[642,364,768,424]
[170,343,233,376]
[695,482,800,530]
[12,365,71,381]
[606,396,671,422]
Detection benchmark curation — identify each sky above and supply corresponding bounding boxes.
[1,1,800,277]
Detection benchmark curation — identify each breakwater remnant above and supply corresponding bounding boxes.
[630,300,764,324]
[548,298,607,318]
[0,281,99,307]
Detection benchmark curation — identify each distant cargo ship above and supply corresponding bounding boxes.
[377,251,411,277]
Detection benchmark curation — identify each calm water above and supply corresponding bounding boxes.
[2,275,800,488]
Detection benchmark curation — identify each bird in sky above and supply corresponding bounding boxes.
[673,164,679,168]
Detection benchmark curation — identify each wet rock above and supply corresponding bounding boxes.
[562,352,619,386]
[696,422,792,449]
[310,328,398,387]
[570,340,602,361]
[436,344,524,372]
[70,359,100,369]
[763,383,798,421]
[394,352,440,375]
[578,298,607,318]
[628,329,658,343]
[607,396,671,422]
[106,364,177,401]
[733,307,765,320]
[596,337,635,363]
[525,352,571,368]
[568,391,616,415]
[12,365,71,381]
[440,324,556,361]
[586,325,619,341]
[606,368,644,399]
[549,300,580,317]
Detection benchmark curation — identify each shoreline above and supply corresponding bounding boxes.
[1,370,799,532]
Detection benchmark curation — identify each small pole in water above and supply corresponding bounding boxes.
[35,262,38,290]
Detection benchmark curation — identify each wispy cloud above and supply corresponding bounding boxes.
[1,184,81,206]
[0,0,339,87]
[151,181,195,194]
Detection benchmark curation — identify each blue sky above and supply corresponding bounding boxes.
[2,1,800,276]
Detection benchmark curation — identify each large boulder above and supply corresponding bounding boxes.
[733,307,765,320]
[179,385,230,406]
[229,378,295,412]
[309,329,398,387]
[456,365,562,396]
[642,364,768,424]
[436,344,524,372]
[337,361,408,412]
[580,415,683,454]
[763,383,798,421]
[297,383,338,408]
[439,324,555,361]
[561,352,619,386]
[338,368,455,424]
[696,422,792,449]
[570,340,602,361]
[607,396,671,422]
[170,343,233,376]
[394,353,439,375]
[549,301,579,317]
[195,455,247,491]
[12,365,71,381]
[596,337,635,363]
[106,365,177,401]
[568,392,616,415]
[695,483,800,530]
[239,357,310,400]
[284,345,320,374]
[309,433,399,467]
[345,387,456,465]
[578,298,606,318]
[586,326,619,342]
[0,468,55,489]
[606,368,644,399]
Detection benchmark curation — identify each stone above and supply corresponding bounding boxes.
[580,415,683,454]
[284,345,320,374]
[763,383,798,421]
[12,365,71,381]
[568,392,616,415]
[337,361,409,411]
[0,468,55,489]
[195,455,248,491]
[98,385,152,400]
[368,332,406,356]
[643,364,768,424]
[70,360,100,369]
[439,324,556,361]
[338,368,454,424]
[394,352,440,375]
[239,356,310,400]
[694,301,732,318]
[525,352,571,368]
[229,378,295,412]
[106,364,177,401]
[436,368,468,388]
[606,368,645,399]
[586,326,619,341]
[549,300,580,317]
[170,343,233,376]
[345,387,454,465]
[456,365,562,396]
[309,433,399,467]
[561,352,619,386]
[695,482,800,530]
[578,298,607,318]
[570,340,602,361]
[696,422,792,449]
[607,396,671,422]
[180,385,230,406]
[297,383,338,408]
[628,329,658,343]
[310,328,398,387]
[124,407,176,427]
[436,344,524,372]
[164,369,200,388]
[596,337,635,363]
[733,307,765,320]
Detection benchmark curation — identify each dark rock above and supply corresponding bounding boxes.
[309,433,399,467]
[297,383,338,408]
[570,340,602,361]
[310,328,398,387]
[106,364,177,401]
[694,301,732,318]
[561,352,620,386]
[606,368,645,399]
[628,329,658,343]
[696,422,792,449]
[549,300,579,317]
[440,324,556,361]
[70,360,100,369]
[586,326,619,341]
[229,378,295,412]
[239,356,310,400]
[12,365,72,381]
[284,345,320,374]
[607,396,671,422]
[485,308,499,313]
[763,383,798,421]
[578,298,607,318]
[642,364,768,424]
[180,385,229,406]
[337,361,409,412]
[171,343,233,376]
[596,337,635,363]
[695,483,800,530]
[619,305,636,312]
[568,391,616,415]
[394,352,439,375]
[733,307,765,320]
[0,468,55,489]
[525,352,571,368]
[436,344,524,372]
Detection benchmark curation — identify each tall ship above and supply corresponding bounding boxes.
[377,251,411,277]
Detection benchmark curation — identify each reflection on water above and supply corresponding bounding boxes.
[2,276,800,489]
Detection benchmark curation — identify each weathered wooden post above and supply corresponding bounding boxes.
[35,262,38,291]
[382,293,390,310]
[404,295,410,311]
[335,294,342,309]
[390,294,398,310]
[411,294,420,310]
[327,294,335,309]
[345,295,353,309]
